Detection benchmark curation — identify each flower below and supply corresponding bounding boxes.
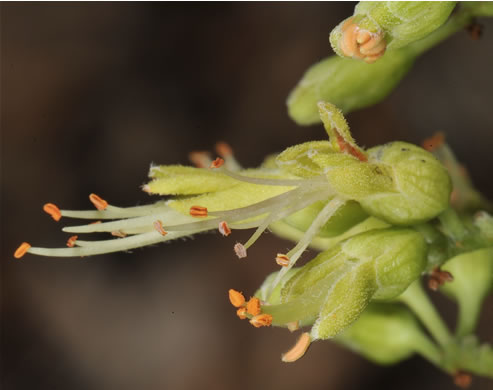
[15,102,453,363]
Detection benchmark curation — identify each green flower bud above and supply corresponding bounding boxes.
[287,103,452,225]
[260,228,427,340]
[287,50,414,125]
[330,2,456,60]
[359,141,452,225]
[336,303,439,365]
[440,248,493,337]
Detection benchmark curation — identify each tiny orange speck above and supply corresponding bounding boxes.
[14,242,31,259]
[246,297,261,316]
[210,157,224,169]
[43,203,62,221]
[276,253,290,267]
[422,132,445,152]
[249,314,273,328]
[228,289,245,308]
[89,193,108,211]
[236,307,247,320]
[218,221,231,237]
[153,220,168,236]
[66,235,78,248]
[189,206,208,217]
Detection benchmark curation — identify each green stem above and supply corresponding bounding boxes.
[413,332,450,373]
[455,296,481,339]
[399,280,453,348]
[438,208,468,242]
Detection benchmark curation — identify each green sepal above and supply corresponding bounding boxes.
[167,173,294,215]
[261,228,426,339]
[361,142,452,225]
[146,165,238,195]
[312,152,395,200]
[276,140,334,178]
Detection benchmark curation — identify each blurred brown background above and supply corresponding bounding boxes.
[1,3,493,390]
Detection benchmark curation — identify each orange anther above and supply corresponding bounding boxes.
[339,18,386,63]
[218,221,231,237]
[336,132,367,162]
[153,220,168,236]
[89,193,108,211]
[276,253,290,267]
[215,141,233,157]
[229,289,246,308]
[249,314,273,328]
[111,231,127,238]
[189,206,208,217]
[246,297,261,316]
[234,243,247,259]
[90,220,102,224]
[14,242,31,259]
[189,151,211,168]
[453,371,472,388]
[66,235,78,248]
[43,203,62,221]
[422,132,445,152]
[236,307,247,320]
[210,157,225,169]
[282,332,311,363]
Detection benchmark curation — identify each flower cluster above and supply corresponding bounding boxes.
[14,1,493,386]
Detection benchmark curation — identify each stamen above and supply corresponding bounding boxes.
[210,157,224,169]
[27,230,200,257]
[111,231,127,238]
[236,307,247,320]
[356,29,371,44]
[249,314,273,328]
[229,289,246,308]
[234,243,247,259]
[66,235,78,248]
[189,206,208,217]
[91,221,102,224]
[246,297,261,316]
[89,193,108,210]
[281,332,311,363]
[218,221,231,237]
[276,253,290,267]
[14,242,31,259]
[43,203,62,221]
[153,220,168,236]
[215,141,242,171]
[189,151,212,168]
